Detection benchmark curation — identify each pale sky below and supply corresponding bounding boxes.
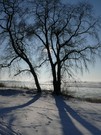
[80,0,101,82]
[59,0,101,82]
[0,0,101,82]
[38,0,101,83]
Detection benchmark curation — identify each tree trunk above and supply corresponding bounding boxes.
[52,64,61,95]
[8,17,41,93]
[53,80,61,95]
[57,62,61,94]
[27,60,41,93]
[31,69,41,93]
[52,45,61,95]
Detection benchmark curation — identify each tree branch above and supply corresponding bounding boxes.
[61,44,100,63]
[34,58,49,69]
[0,56,19,68]
[14,69,30,76]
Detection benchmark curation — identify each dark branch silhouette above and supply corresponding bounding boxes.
[0,0,41,92]
[26,0,101,94]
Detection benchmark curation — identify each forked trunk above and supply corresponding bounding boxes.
[51,60,62,95]
[53,80,61,95]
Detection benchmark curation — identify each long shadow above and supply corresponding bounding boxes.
[0,93,41,134]
[0,124,16,135]
[0,93,41,114]
[54,96,101,135]
[0,122,19,135]
[0,89,24,96]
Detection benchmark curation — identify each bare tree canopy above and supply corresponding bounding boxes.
[27,0,101,94]
[0,0,41,92]
[0,0,101,94]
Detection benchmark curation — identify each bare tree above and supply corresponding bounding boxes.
[27,0,101,94]
[0,0,41,92]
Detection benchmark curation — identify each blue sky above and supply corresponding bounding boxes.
[0,0,101,82]
[60,0,101,82]
[38,0,101,83]
[78,0,101,82]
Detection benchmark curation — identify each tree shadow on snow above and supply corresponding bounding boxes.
[0,122,18,135]
[0,93,41,114]
[0,89,24,96]
[54,96,101,135]
[0,93,41,135]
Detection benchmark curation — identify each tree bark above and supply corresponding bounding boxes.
[57,63,61,94]
[52,64,61,95]
[30,68,42,93]
[53,80,61,95]
[8,30,42,93]
[23,57,42,93]
[53,47,61,95]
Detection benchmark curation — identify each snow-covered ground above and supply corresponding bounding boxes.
[1,81,101,100]
[0,89,101,135]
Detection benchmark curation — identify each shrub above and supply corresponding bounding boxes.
[0,82,6,87]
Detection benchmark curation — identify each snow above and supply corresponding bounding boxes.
[0,89,101,135]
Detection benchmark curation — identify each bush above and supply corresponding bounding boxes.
[0,82,6,87]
